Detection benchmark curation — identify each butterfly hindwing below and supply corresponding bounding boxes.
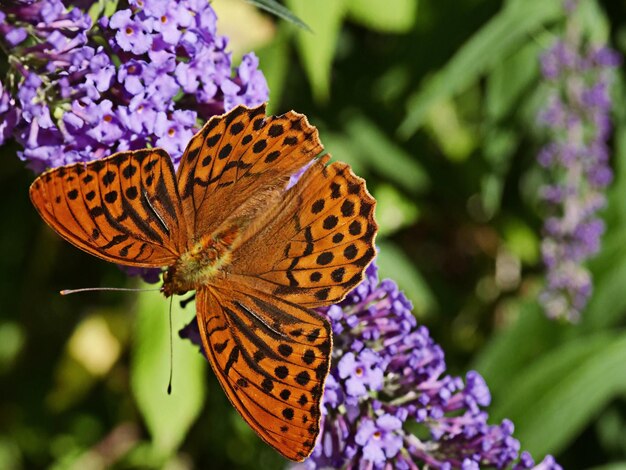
[195,283,331,461]
[176,104,323,238]
[30,149,188,267]
[228,155,377,307]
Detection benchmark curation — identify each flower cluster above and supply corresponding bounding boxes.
[0,0,268,172]
[180,263,560,469]
[296,264,560,469]
[537,2,620,321]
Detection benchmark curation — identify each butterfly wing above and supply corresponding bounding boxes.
[30,149,188,267]
[176,104,323,238]
[195,283,331,461]
[227,155,377,307]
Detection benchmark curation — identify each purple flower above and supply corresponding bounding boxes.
[84,49,115,93]
[303,264,558,468]
[224,53,270,111]
[150,2,194,45]
[514,452,563,470]
[175,36,232,106]
[121,266,161,284]
[536,2,620,321]
[154,109,197,162]
[337,349,385,397]
[355,415,404,464]
[109,9,153,55]
[6,27,27,46]
[17,74,54,129]
[0,81,19,146]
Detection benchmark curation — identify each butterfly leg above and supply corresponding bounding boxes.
[180,292,196,309]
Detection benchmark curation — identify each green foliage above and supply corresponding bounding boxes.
[131,292,207,459]
[246,0,311,31]
[374,184,420,237]
[377,240,435,316]
[343,113,430,194]
[285,0,418,102]
[346,0,417,32]
[255,27,291,115]
[285,0,347,102]
[490,332,626,456]
[399,0,563,137]
[87,0,119,24]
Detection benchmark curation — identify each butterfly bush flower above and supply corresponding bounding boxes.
[0,0,268,172]
[181,263,560,469]
[537,1,620,321]
[0,79,19,145]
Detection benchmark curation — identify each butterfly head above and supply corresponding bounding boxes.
[161,264,189,297]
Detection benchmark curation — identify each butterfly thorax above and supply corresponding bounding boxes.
[161,224,241,297]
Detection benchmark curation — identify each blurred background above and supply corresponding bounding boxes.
[2,0,626,468]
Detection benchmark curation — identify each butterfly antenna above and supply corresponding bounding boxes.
[60,287,161,295]
[167,295,174,395]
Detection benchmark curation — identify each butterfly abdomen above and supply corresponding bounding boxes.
[162,223,241,296]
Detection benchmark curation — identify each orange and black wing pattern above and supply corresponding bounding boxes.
[30,149,188,267]
[195,283,332,461]
[229,155,377,307]
[176,104,323,238]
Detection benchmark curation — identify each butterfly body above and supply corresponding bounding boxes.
[162,223,240,296]
[29,104,378,461]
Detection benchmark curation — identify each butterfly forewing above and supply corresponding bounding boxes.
[176,104,324,238]
[196,284,331,461]
[228,155,377,307]
[30,149,188,267]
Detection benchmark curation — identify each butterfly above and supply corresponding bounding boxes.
[29,103,377,461]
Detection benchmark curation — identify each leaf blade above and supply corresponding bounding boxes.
[398,0,563,137]
[285,0,347,102]
[246,0,311,31]
[490,333,626,456]
[346,0,417,32]
[131,292,207,457]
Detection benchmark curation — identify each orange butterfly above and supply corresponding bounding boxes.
[29,104,377,461]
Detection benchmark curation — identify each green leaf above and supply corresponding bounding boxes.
[373,66,412,105]
[480,129,519,218]
[285,0,347,102]
[588,465,626,470]
[246,0,311,31]
[346,0,417,33]
[584,227,626,330]
[604,76,626,227]
[131,291,207,457]
[398,0,563,137]
[87,0,118,24]
[373,184,419,237]
[501,218,540,264]
[255,27,291,113]
[103,0,118,17]
[473,298,565,393]
[485,39,542,122]
[343,113,430,194]
[322,132,366,175]
[595,408,626,460]
[376,240,436,316]
[575,0,610,43]
[490,333,626,456]
[424,97,476,161]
